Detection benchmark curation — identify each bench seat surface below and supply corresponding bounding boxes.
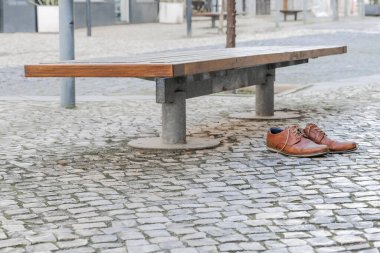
[25,46,346,78]
[280,10,302,13]
[193,12,227,17]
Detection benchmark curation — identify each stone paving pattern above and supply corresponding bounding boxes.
[1,16,380,253]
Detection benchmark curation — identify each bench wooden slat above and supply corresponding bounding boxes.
[25,46,347,78]
[25,64,174,78]
[64,47,328,64]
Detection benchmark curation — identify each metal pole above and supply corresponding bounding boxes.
[275,0,280,28]
[332,0,338,21]
[344,0,349,17]
[186,0,192,37]
[303,0,307,24]
[358,0,364,18]
[86,0,92,37]
[252,0,256,17]
[219,0,224,34]
[59,0,75,108]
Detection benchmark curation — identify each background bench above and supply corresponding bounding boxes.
[25,46,347,150]
[193,12,227,28]
[280,10,302,21]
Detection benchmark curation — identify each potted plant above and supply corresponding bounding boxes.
[159,0,184,24]
[365,0,380,16]
[31,0,59,32]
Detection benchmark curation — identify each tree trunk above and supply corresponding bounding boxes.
[226,0,236,48]
[283,0,288,10]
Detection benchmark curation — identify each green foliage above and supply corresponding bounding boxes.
[370,0,379,4]
[32,0,59,5]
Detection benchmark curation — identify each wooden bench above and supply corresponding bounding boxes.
[280,10,302,21]
[193,12,227,28]
[25,46,347,150]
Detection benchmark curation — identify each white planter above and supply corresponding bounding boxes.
[159,2,183,24]
[37,6,59,33]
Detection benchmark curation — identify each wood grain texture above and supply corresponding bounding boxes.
[25,46,347,78]
[25,64,174,78]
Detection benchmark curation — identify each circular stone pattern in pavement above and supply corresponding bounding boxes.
[128,137,220,150]
[229,111,301,120]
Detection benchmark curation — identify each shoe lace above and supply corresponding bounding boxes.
[306,124,326,143]
[279,126,303,152]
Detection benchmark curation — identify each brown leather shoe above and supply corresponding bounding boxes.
[266,125,329,157]
[303,123,357,153]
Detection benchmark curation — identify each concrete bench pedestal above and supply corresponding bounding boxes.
[128,91,220,150]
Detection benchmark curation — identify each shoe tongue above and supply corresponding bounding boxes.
[287,125,302,135]
[308,123,326,142]
[288,125,299,130]
[288,125,304,136]
[310,124,323,133]
[306,123,320,134]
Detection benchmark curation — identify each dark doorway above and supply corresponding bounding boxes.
[256,0,271,15]
[129,0,159,23]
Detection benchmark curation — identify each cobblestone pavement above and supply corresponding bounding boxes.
[1,15,380,253]
[1,81,380,252]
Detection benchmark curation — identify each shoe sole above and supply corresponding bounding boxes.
[329,147,358,154]
[267,147,328,158]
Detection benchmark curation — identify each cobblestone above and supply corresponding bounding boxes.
[171,248,198,253]
[90,234,117,243]
[239,242,266,250]
[0,238,29,248]
[25,243,58,252]
[56,239,89,249]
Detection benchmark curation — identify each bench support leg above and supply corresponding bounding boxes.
[211,17,216,28]
[230,67,301,120]
[162,91,186,144]
[256,69,275,116]
[128,80,220,150]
